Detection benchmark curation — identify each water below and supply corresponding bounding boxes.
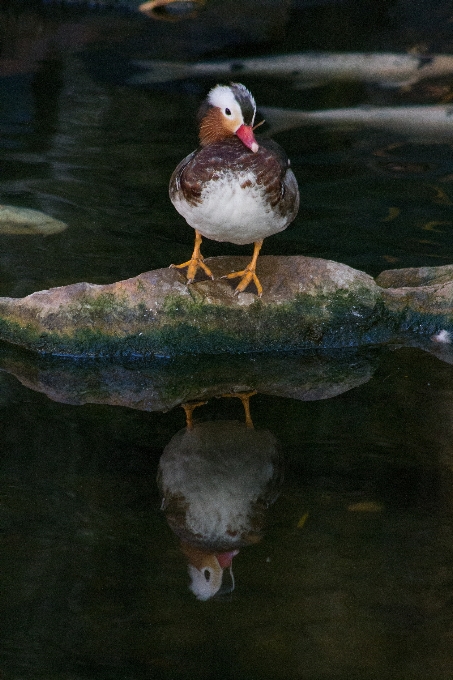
[1,2,453,678]
[1,344,453,679]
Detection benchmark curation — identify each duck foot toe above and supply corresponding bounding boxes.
[222,269,263,297]
[170,258,214,283]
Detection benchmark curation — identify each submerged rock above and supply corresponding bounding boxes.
[0,256,389,357]
[0,205,67,235]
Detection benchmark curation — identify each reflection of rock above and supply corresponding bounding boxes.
[0,344,379,411]
[133,55,453,90]
[0,206,67,235]
[139,0,206,21]
[393,335,453,367]
[158,395,282,600]
[0,255,387,357]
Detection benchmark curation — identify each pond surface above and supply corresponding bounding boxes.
[1,1,453,678]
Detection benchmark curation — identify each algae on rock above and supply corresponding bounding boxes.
[0,256,452,358]
[0,256,390,357]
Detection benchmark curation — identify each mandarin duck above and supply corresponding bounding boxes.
[158,393,283,600]
[169,83,299,296]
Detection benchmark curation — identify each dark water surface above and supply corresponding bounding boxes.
[1,1,453,678]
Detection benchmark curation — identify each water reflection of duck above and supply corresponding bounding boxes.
[158,392,283,600]
[169,82,299,296]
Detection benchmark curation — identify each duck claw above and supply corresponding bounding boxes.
[222,269,263,297]
[170,258,214,283]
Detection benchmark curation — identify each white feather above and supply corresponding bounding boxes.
[208,85,239,110]
[207,84,256,129]
[172,168,294,245]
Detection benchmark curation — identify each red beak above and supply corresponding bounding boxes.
[235,125,259,153]
[216,549,239,569]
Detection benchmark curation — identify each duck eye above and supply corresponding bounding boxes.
[225,108,232,116]
[203,569,211,581]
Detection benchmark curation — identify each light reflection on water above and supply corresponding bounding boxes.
[1,2,453,677]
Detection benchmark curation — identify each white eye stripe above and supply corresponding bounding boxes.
[207,85,235,109]
[207,86,243,120]
[206,84,258,129]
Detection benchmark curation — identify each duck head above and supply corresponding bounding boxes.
[198,82,259,152]
[181,542,239,601]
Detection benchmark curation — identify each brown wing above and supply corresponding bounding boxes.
[169,150,200,205]
[255,138,299,222]
[169,137,299,223]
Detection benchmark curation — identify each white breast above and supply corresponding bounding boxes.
[172,170,289,246]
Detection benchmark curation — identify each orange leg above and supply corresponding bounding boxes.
[222,240,263,296]
[182,400,207,430]
[170,230,214,283]
[219,390,257,429]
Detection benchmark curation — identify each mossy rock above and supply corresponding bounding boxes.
[0,256,394,357]
[377,264,453,338]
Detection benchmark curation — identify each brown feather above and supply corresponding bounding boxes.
[199,107,235,147]
[170,136,299,222]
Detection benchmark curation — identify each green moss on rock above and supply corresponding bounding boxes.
[0,255,432,358]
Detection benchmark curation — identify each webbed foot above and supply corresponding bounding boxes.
[170,230,213,283]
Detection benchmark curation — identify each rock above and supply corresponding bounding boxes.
[2,256,453,359]
[0,256,389,358]
[0,205,67,235]
[377,264,453,336]
[376,264,453,289]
